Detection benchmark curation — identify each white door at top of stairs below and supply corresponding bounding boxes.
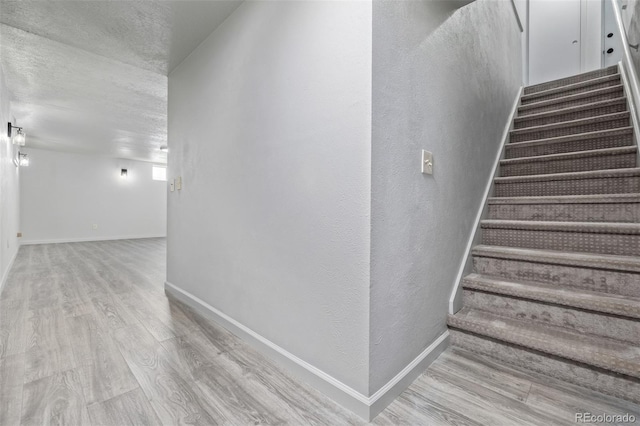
[528,0,604,86]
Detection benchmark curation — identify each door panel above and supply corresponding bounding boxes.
[529,0,582,85]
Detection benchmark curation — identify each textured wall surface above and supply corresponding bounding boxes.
[622,0,640,73]
[370,0,522,394]
[20,148,166,244]
[168,0,372,394]
[0,63,20,287]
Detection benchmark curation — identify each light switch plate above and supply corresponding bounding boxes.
[170,180,175,192]
[421,150,433,175]
[176,176,182,190]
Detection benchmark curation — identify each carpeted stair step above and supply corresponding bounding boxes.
[471,245,640,298]
[520,74,621,105]
[494,168,640,197]
[462,273,640,342]
[449,328,640,404]
[449,65,640,405]
[481,219,640,256]
[447,308,640,380]
[524,65,619,95]
[518,86,625,116]
[505,127,634,159]
[499,146,637,177]
[487,194,640,222]
[513,98,627,130]
[510,112,630,143]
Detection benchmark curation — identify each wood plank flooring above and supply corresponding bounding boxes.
[1,238,639,425]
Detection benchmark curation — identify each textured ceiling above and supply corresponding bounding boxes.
[0,0,242,163]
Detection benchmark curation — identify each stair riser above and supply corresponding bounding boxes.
[482,227,640,256]
[488,202,640,223]
[519,89,624,116]
[462,290,640,343]
[449,330,640,404]
[473,256,640,298]
[449,315,639,378]
[494,176,640,197]
[505,133,634,159]
[524,67,618,95]
[500,153,636,177]
[513,103,627,129]
[510,117,630,143]
[521,79,621,105]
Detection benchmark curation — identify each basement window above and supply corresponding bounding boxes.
[152,165,167,181]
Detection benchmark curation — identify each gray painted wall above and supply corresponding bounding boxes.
[0,63,20,288]
[621,0,640,72]
[369,0,522,394]
[167,0,372,394]
[20,148,166,244]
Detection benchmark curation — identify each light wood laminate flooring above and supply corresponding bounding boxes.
[1,239,639,425]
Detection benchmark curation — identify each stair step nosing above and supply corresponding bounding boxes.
[510,112,630,136]
[480,219,640,234]
[448,310,640,379]
[487,194,640,205]
[506,127,634,150]
[524,65,618,94]
[463,275,640,319]
[494,167,640,183]
[471,245,640,272]
[515,97,627,122]
[518,85,625,111]
[521,74,622,102]
[500,146,637,165]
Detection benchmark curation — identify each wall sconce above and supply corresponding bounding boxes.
[7,122,26,146]
[13,151,28,167]
[121,168,128,178]
[18,152,29,167]
[160,145,168,153]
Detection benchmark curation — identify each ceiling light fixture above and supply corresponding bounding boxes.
[7,122,26,146]
[160,145,168,153]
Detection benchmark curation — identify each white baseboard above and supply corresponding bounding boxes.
[0,247,19,296]
[448,87,523,314]
[20,234,166,245]
[164,281,449,421]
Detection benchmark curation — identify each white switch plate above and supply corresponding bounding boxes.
[421,150,433,175]
[176,176,182,190]
[170,180,175,192]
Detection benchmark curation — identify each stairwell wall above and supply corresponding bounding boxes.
[370,0,522,394]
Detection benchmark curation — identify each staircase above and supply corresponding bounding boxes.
[447,65,640,403]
